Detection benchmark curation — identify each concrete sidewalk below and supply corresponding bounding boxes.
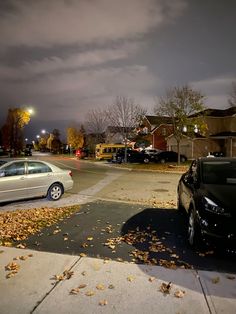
[1,247,236,314]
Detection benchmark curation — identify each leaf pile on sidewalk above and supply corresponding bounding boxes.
[0,206,79,246]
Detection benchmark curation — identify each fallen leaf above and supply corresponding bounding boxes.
[226,275,235,280]
[99,300,108,306]
[108,284,115,289]
[6,272,17,279]
[96,284,106,290]
[148,277,155,282]
[63,270,74,279]
[80,253,87,257]
[5,262,20,271]
[212,277,220,284]
[70,288,80,295]
[174,289,186,298]
[78,284,87,289]
[85,290,95,296]
[87,237,93,241]
[16,244,26,249]
[19,255,28,260]
[127,275,135,282]
[159,282,172,294]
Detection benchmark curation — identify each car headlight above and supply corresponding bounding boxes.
[204,197,231,217]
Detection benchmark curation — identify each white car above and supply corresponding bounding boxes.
[0,160,73,203]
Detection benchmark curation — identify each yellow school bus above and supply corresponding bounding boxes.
[95,143,132,160]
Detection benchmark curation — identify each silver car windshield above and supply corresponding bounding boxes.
[202,161,236,185]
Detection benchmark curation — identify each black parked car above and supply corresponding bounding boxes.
[177,157,236,249]
[24,148,32,156]
[113,148,150,164]
[155,151,187,163]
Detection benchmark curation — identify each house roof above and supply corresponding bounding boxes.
[189,106,236,118]
[143,115,172,126]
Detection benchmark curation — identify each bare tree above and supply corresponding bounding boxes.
[154,85,207,164]
[106,96,147,162]
[85,108,108,143]
[228,82,236,107]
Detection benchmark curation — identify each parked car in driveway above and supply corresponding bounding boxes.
[177,157,236,249]
[0,160,73,203]
[155,151,187,163]
[143,148,162,160]
[113,148,150,164]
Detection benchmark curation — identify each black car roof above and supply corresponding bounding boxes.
[198,157,236,162]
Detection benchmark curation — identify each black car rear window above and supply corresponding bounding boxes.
[202,161,236,184]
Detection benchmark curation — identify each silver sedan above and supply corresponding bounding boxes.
[0,159,73,203]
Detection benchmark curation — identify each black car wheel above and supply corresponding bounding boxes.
[180,156,186,163]
[143,157,150,164]
[187,209,202,247]
[47,183,63,201]
[160,158,166,164]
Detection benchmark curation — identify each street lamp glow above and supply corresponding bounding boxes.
[36,135,40,139]
[28,108,34,115]
[41,129,46,134]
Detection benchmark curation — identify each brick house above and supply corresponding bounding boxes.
[137,115,173,150]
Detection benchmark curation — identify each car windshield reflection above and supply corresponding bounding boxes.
[202,161,236,185]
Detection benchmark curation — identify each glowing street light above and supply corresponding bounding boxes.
[28,108,34,115]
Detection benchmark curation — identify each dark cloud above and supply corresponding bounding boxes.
[0,0,235,140]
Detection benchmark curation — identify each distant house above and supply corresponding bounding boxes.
[137,115,173,150]
[167,107,236,158]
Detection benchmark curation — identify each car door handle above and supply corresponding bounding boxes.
[20,176,25,180]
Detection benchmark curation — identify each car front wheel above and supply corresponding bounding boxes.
[47,183,63,201]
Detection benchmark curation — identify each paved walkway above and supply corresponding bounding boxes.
[1,246,236,314]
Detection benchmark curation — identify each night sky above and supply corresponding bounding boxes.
[0,0,235,141]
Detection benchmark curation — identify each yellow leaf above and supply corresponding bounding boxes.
[174,289,186,298]
[212,277,220,284]
[85,290,95,296]
[96,284,106,290]
[148,277,155,282]
[127,275,135,282]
